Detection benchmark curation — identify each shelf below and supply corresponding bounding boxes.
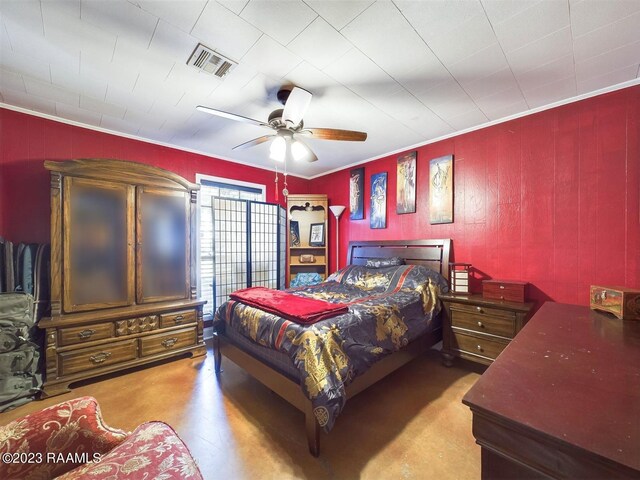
[287,193,328,288]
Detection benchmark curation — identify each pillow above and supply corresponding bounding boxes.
[365,257,405,268]
[57,422,203,480]
[327,265,407,292]
[396,264,449,293]
[328,264,449,294]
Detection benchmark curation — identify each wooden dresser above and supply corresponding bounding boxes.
[440,294,533,366]
[39,159,206,397]
[463,302,640,478]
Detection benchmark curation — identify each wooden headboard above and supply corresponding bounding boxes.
[346,239,452,282]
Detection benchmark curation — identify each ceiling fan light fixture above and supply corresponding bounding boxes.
[197,85,367,167]
[291,140,309,162]
[269,135,286,162]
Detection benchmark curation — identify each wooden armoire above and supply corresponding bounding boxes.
[39,159,206,397]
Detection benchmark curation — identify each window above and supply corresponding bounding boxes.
[196,175,265,319]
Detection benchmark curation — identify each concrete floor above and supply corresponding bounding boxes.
[1,339,483,479]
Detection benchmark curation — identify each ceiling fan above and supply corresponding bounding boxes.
[196,87,367,163]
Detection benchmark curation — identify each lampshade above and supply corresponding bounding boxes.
[269,133,314,163]
[329,205,346,218]
[269,135,286,162]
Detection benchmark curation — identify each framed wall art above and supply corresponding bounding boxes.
[429,155,453,224]
[397,151,416,214]
[370,172,387,229]
[309,223,325,246]
[349,167,364,220]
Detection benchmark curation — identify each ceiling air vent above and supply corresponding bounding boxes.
[187,43,236,78]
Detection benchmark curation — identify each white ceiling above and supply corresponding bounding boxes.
[1,0,639,178]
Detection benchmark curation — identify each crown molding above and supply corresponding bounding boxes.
[308,78,640,179]
[0,102,311,179]
[2,77,638,182]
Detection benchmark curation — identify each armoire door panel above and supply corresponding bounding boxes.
[62,177,135,312]
[136,187,190,303]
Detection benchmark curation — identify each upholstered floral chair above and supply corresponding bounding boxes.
[0,396,203,479]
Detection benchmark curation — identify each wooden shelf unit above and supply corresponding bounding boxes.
[286,194,328,286]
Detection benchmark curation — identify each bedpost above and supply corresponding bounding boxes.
[304,400,320,456]
[214,334,222,374]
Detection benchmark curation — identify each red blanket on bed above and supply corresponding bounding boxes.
[229,287,348,325]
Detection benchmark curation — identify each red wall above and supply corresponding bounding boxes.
[309,86,640,306]
[2,86,639,307]
[0,107,309,243]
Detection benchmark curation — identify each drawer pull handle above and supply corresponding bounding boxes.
[162,338,178,349]
[78,329,96,339]
[476,345,483,351]
[89,352,111,364]
[477,321,484,328]
[174,315,184,324]
[476,306,483,312]
[499,285,505,289]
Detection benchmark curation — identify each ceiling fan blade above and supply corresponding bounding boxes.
[282,87,312,127]
[301,128,367,141]
[232,135,275,150]
[196,105,271,129]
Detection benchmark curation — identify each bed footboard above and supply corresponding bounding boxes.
[213,328,441,456]
[214,333,321,456]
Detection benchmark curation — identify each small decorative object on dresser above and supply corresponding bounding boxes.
[441,294,534,367]
[449,263,471,294]
[483,279,528,303]
[590,285,640,320]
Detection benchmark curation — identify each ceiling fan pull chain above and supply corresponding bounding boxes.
[283,159,289,197]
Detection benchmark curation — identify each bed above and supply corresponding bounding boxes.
[213,239,451,456]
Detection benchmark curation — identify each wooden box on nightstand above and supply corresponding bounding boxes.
[440,294,534,367]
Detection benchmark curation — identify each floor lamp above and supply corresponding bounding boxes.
[329,205,346,272]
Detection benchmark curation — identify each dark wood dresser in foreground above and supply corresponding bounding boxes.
[440,294,534,366]
[463,302,640,479]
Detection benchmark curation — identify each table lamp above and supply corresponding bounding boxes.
[329,205,346,272]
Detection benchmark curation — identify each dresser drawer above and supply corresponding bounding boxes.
[450,302,516,321]
[451,331,508,360]
[159,310,196,329]
[58,339,137,376]
[58,323,114,347]
[139,328,196,357]
[451,310,515,338]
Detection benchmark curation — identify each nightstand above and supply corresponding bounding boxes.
[440,294,534,367]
